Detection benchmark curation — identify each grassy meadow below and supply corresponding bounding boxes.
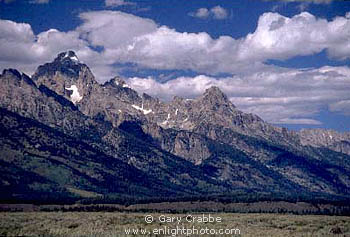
[0,212,349,237]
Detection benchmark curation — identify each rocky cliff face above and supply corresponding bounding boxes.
[1,51,350,202]
[0,68,88,136]
[32,51,97,105]
[299,129,350,155]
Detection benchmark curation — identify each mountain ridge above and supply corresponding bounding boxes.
[1,51,350,203]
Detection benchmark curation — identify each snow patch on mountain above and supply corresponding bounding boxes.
[65,85,83,104]
[63,52,79,63]
[132,104,152,115]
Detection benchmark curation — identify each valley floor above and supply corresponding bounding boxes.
[0,212,349,237]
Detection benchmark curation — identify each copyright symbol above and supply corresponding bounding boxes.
[145,215,153,224]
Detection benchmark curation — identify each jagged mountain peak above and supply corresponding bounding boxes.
[31,51,98,105]
[202,86,230,100]
[1,68,36,87]
[204,86,223,95]
[54,50,80,64]
[103,76,131,89]
[32,51,87,80]
[198,86,235,108]
[1,68,21,78]
[113,77,127,87]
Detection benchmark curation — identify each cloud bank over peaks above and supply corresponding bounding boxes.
[76,10,350,75]
[126,66,350,125]
[1,10,350,78]
[1,9,350,125]
[0,19,96,75]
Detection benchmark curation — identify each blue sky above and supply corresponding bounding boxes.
[1,0,350,131]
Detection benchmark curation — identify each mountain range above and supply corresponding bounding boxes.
[1,51,350,204]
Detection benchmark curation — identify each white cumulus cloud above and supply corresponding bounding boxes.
[74,10,350,75]
[210,6,228,19]
[189,6,228,20]
[1,10,350,78]
[77,11,157,50]
[189,8,210,19]
[0,19,96,75]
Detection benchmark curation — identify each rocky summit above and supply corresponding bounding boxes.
[1,51,350,203]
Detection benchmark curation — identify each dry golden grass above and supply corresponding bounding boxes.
[0,212,349,236]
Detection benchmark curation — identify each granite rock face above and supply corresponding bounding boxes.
[1,51,350,202]
[32,51,97,105]
[0,68,87,136]
[299,129,350,155]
